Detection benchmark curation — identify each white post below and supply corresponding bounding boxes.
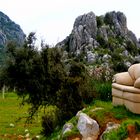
[2,85,5,99]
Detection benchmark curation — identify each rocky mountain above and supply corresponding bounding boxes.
[0,11,25,65]
[0,11,25,47]
[57,11,140,72]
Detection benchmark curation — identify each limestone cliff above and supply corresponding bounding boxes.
[57,11,140,71]
[0,11,25,47]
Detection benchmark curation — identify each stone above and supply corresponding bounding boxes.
[76,111,85,118]
[100,122,120,140]
[62,123,74,135]
[104,11,127,36]
[57,10,140,68]
[66,11,97,52]
[102,54,111,62]
[87,51,97,63]
[77,113,99,140]
[9,123,15,127]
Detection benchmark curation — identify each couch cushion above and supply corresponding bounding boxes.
[128,64,136,80]
[123,91,140,102]
[112,83,140,93]
[134,77,140,88]
[114,72,134,86]
[134,64,140,79]
[112,87,123,98]
[124,100,140,114]
[128,63,140,80]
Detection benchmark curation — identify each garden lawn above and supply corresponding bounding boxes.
[0,92,42,139]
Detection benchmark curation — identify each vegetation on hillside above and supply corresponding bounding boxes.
[1,33,108,137]
[0,32,139,139]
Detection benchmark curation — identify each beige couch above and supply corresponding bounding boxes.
[112,64,140,114]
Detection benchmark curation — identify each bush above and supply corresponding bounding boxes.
[96,16,104,27]
[96,35,107,48]
[104,12,114,25]
[126,40,138,55]
[112,61,128,72]
[41,106,61,136]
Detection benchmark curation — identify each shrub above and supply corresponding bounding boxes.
[104,12,113,25]
[96,35,107,48]
[126,40,138,55]
[41,106,61,136]
[96,16,104,27]
[112,61,128,72]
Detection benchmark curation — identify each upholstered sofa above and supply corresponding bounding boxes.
[112,63,140,114]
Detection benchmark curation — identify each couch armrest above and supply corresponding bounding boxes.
[113,72,134,86]
[134,77,140,89]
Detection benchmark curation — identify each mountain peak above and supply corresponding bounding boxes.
[57,11,140,71]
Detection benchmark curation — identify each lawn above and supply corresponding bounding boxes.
[0,92,42,139]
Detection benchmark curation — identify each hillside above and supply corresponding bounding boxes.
[0,11,25,47]
[0,11,25,65]
[1,10,140,140]
[57,11,140,72]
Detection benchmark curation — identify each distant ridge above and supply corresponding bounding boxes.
[0,11,25,47]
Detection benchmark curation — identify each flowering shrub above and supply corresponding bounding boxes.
[87,65,114,101]
[88,65,114,82]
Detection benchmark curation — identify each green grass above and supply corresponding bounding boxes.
[0,92,42,139]
[2,92,140,140]
[52,100,140,140]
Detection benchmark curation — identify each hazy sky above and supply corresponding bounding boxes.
[0,0,140,45]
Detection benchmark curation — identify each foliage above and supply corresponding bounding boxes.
[104,12,113,25]
[104,120,140,140]
[94,81,112,101]
[88,65,113,101]
[112,61,128,72]
[126,40,138,55]
[96,35,107,48]
[41,106,61,136]
[46,100,140,140]
[96,16,104,27]
[1,33,94,136]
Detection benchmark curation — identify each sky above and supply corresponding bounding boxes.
[0,0,140,45]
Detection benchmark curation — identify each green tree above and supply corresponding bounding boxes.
[1,33,93,135]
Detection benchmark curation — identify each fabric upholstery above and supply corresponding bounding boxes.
[128,63,140,80]
[134,77,140,88]
[112,83,140,93]
[114,72,134,86]
[128,64,135,80]
[134,64,140,79]
[112,63,140,114]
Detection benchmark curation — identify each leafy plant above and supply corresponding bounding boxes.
[96,16,104,27]
[95,82,112,101]
[41,106,61,136]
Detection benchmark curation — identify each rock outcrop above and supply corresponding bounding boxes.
[100,122,120,140]
[0,11,25,47]
[57,11,140,71]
